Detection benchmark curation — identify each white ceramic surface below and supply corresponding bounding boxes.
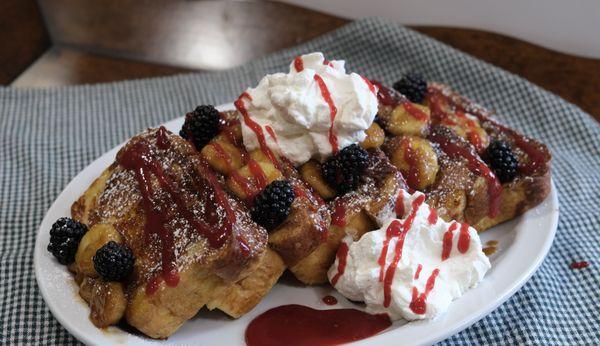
[35,104,559,346]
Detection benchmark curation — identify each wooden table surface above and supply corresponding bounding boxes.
[2,0,599,121]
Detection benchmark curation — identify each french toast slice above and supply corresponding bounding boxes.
[200,110,330,269]
[201,110,405,285]
[290,149,407,284]
[375,81,551,231]
[70,128,280,338]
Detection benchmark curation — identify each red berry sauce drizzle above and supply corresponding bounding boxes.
[400,137,421,191]
[207,141,255,199]
[441,222,459,261]
[242,64,399,344]
[245,305,391,346]
[428,87,547,175]
[331,198,347,228]
[570,261,589,269]
[313,74,340,154]
[427,206,438,225]
[409,269,440,315]
[453,110,484,152]
[322,295,338,306]
[118,126,237,295]
[370,80,402,107]
[235,57,376,237]
[428,130,502,218]
[394,189,406,217]
[425,88,503,218]
[235,92,282,171]
[380,195,426,308]
[293,55,340,154]
[402,101,429,122]
[294,55,378,155]
[330,242,349,286]
[414,264,423,280]
[235,91,330,241]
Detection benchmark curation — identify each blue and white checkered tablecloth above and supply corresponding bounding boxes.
[1,18,598,345]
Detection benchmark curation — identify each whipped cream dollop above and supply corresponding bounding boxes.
[328,190,491,320]
[235,52,378,165]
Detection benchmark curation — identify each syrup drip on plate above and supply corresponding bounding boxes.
[482,240,498,256]
[322,295,338,305]
[570,261,589,269]
[245,305,391,346]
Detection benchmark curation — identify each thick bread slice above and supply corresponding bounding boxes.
[206,248,285,317]
[290,149,406,284]
[377,81,551,232]
[71,128,278,338]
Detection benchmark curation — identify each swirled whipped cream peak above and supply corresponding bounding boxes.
[235,52,378,165]
[328,190,491,321]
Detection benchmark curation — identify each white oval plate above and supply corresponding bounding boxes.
[35,104,559,346]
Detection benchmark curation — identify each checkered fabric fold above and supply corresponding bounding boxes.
[1,18,598,345]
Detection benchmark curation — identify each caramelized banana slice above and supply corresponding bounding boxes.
[386,135,439,190]
[75,224,122,277]
[80,277,127,328]
[201,137,244,175]
[441,111,489,152]
[299,161,336,200]
[387,102,431,136]
[360,123,385,149]
[227,160,283,200]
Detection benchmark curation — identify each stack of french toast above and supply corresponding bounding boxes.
[48,69,550,339]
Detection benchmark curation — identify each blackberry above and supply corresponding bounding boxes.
[179,105,220,150]
[251,180,295,231]
[47,217,88,265]
[93,241,135,282]
[322,144,369,195]
[393,73,428,103]
[487,140,518,183]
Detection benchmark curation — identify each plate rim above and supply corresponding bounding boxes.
[34,105,559,346]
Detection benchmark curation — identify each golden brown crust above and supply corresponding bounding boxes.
[70,128,276,338]
[290,211,375,284]
[290,149,406,284]
[268,197,329,266]
[206,248,286,318]
[379,82,552,232]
